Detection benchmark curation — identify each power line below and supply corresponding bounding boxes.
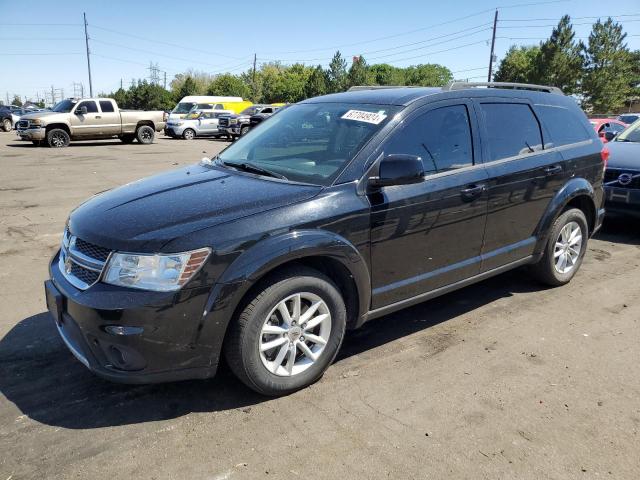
[500,13,640,21]
[383,40,491,66]
[498,18,640,28]
[0,52,83,55]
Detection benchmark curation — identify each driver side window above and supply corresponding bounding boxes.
[76,101,98,113]
[385,105,474,175]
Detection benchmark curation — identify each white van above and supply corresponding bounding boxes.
[168,95,243,122]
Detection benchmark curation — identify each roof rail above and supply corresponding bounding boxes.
[443,81,563,95]
[347,85,422,91]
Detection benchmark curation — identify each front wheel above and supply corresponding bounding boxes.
[530,208,588,286]
[46,128,70,148]
[2,118,11,132]
[240,125,250,136]
[224,267,346,396]
[182,128,195,140]
[136,125,155,144]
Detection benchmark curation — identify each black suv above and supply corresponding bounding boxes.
[218,105,279,139]
[45,82,605,395]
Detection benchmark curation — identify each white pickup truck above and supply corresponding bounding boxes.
[16,98,167,147]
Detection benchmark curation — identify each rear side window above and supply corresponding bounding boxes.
[535,105,591,147]
[386,104,474,174]
[479,103,542,161]
[99,101,114,112]
[76,101,98,113]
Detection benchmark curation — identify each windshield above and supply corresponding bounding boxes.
[173,102,196,114]
[618,115,639,124]
[51,99,77,113]
[615,119,640,143]
[217,103,398,185]
[240,106,261,115]
[185,112,201,119]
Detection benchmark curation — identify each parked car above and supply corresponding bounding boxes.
[45,82,605,395]
[603,119,640,217]
[589,118,627,143]
[167,95,245,123]
[249,105,285,131]
[164,110,232,139]
[218,105,280,139]
[617,113,639,125]
[1,105,25,131]
[16,98,166,147]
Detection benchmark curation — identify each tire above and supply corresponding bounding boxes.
[182,128,196,140]
[46,128,70,148]
[2,118,11,132]
[120,135,135,144]
[530,208,588,286]
[224,266,347,396]
[136,125,155,144]
[240,125,250,136]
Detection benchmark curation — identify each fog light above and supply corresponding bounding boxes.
[104,325,144,336]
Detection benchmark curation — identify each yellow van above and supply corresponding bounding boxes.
[221,100,253,113]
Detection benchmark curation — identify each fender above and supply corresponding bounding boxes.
[533,177,596,258]
[194,229,371,368]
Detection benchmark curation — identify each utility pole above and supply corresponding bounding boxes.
[252,53,257,101]
[83,12,94,97]
[164,71,167,90]
[120,78,123,90]
[51,85,55,104]
[487,9,498,82]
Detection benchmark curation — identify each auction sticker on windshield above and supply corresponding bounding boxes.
[341,110,387,124]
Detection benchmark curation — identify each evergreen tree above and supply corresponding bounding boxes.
[305,65,329,98]
[536,15,584,94]
[177,76,198,100]
[582,18,633,112]
[347,56,371,88]
[326,51,348,93]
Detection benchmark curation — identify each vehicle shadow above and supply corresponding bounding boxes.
[0,269,542,430]
[594,216,640,246]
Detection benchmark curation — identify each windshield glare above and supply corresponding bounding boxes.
[615,119,640,143]
[51,99,77,113]
[173,102,196,114]
[217,103,398,185]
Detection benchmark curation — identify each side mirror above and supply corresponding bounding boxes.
[369,154,425,188]
[77,106,88,115]
[604,131,617,142]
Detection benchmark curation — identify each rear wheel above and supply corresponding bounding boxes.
[46,128,70,148]
[530,208,588,286]
[136,125,155,144]
[182,128,196,140]
[224,267,347,396]
[2,118,11,132]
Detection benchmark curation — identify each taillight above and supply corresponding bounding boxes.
[601,147,609,168]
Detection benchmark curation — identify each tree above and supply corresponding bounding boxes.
[176,76,199,100]
[326,51,348,93]
[536,15,584,95]
[582,18,633,112]
[347,56,372,88]
[110,81,174,110]
[305,65,329,98]
[494,45,542,83]
[11,95,22,106]
[169,70,212,98]
[207,74,251,98]
[369,64,405,86]
[404,64,452,86]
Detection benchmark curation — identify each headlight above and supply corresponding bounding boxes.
[103,248,211,291]
[176,122,184,126]
[30,119,43,126]
[229,119,238,125]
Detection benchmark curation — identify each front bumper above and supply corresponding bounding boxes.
[218,126,240,135]
[164,125,185,137]
[46,251,218,383]
[604,186,640,218]
[17,127,46,140]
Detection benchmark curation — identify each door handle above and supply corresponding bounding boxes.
[544,165,563,176]
[460,184,486,201]
[95,115,102,119]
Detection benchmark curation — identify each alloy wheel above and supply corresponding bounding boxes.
[51,132,67,147]
[554,221,582,274]
[259,292,331,377]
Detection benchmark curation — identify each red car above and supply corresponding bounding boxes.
[589,118,627,143]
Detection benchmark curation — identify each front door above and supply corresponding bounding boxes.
[369,100,489,309]
[69,100,101,138]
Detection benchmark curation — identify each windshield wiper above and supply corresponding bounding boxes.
[222,161,288,180]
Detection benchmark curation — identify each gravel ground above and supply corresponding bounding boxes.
[0,130,638,480]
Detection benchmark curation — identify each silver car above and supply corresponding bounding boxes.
[164,110,230,140]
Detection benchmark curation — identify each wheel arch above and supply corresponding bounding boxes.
[45,123,71,135]
[136,120,155,130]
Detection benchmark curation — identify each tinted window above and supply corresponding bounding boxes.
[480,103,542,160]
[535,105,590,147]
[99,101,114,112]
[604,123,625,133]
[76,101,98,113]
[386,104,473,174]
[215,104,224,110]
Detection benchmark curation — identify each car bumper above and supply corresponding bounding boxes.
[46,251,218,384]
[17,127,46,140]
[218,126,240,135]
[164,126,185,137]
[604,186,640,218]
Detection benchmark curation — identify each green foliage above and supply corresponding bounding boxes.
[368,64,405,86]
[11,95,22,107]
[169,70,212,98]
[305,65,329,98]
[347,56,372,88]
[404,64,453,86]
[582,18,633,112]
[327,51,348,93]
[207,74,251,98]
[494,45,542,83]
[109,81,174,110]
[536,15,584,95]
[177,76,199,100]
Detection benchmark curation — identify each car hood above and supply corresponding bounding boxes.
[68,164,322,252]
[19,111,65,121]
[606,141,640,170]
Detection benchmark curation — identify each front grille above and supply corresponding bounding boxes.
[604,168,640,189]
[16,120,29,129]
[59,229,111,290]
[218,117,229,127]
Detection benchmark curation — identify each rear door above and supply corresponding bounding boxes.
[97,100,121,136]
[476,99,569,271]
[369,100,489,308]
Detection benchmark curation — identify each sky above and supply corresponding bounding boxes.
[1,0,639,104]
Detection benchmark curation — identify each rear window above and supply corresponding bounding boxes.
[535,105,591,147]
[99,101,114,112]
[479,103,543,161]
